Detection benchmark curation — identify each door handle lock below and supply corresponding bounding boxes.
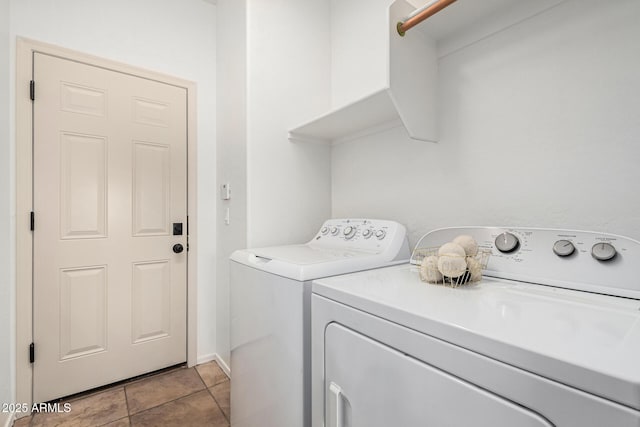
[173,244,184,254]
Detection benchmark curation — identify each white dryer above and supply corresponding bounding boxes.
[230,219,410,427]
[311,227,640,427]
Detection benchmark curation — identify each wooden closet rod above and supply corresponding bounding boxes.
[397,0,457,36]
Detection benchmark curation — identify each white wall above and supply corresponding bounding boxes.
[210,0,332,369]
[4,0,217,399]
[214,0,333,369]
[215,0,247,369]
[0,0,13,424]
[330,0,390,108]
[246,0,332,249]
[332,0,640,247]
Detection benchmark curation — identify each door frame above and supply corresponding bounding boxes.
[16,37,199,408]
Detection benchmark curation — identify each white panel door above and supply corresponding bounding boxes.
[324,323,554,427]
[33,52,187,402]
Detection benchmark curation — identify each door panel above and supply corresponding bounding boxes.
[132,141,171,236]
[59,132,107,239]
[33,52,187,402]
[324,323,554,427]
[60,81,107,117]
[59,266,107,359]
[133,97,171,127]
[132,260,172,343]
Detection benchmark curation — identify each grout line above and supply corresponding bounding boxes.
[208,387,230,424]
[128,389,218,426]
[126,367,208,416]
[96,416,130,427]
[128,391,200,416]
[195,360,229,388]
[123,384,132,417]
[127,387,208,417]
[193,365,208,389]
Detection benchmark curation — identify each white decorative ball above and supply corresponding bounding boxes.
[437,254,467,278]
[437,242,466,258]
[466,257,483,282]
[453,235,479,257]
[420,256,443,283]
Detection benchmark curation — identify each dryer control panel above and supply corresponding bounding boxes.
[413,227,640,300]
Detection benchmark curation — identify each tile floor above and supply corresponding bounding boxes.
[13,361,230,427]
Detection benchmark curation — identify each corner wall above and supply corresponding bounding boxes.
[214,0,333,369]
[332,0,640,246]
[215,0,247,370]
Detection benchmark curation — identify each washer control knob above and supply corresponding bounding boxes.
[320,226,329,235]
[375,229,386,240]
[591,242,617,261]
[343,226,356,239]
[330,227,339,236]
[553,240,575,257]
[362,229,373,239]
[495,232,520,253]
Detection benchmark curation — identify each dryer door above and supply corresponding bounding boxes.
[324,323,554,427]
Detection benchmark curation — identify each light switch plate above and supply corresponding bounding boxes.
[221,183,231,200]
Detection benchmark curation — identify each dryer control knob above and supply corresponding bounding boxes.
[330,227,339,236]
[495,232,519,253]
[591,242,617,261]
[375,229,386,240]
[362,229,373,239]
[320,226,329,235]
[553,240,575,257]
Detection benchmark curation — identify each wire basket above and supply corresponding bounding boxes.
[417,247,491,288]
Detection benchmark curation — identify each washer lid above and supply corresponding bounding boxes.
[230,245,406,281]
[313,264,640,410]
[251,244,375,265]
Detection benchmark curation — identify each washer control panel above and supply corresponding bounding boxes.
[413,227,640,299]
[311,219,408,254]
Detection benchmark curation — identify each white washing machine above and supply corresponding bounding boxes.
[230,219,410,427]
[311,227,640,427]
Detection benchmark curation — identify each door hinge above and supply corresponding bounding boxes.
[29,343,35,364]
[30,211,35,231]
[30,80,35,101]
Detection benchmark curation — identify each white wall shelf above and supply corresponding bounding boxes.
[288,0,568,145]
[289,0,437,144]
[288,89,398,143]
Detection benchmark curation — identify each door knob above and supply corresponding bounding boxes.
[173,244,184,254]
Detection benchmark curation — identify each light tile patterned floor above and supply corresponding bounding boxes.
[13,361,230,427]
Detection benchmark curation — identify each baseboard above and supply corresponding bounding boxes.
[213,353,231,378]
[196,353,217,366]
[1,411,14,427]
[196,352,231,377]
